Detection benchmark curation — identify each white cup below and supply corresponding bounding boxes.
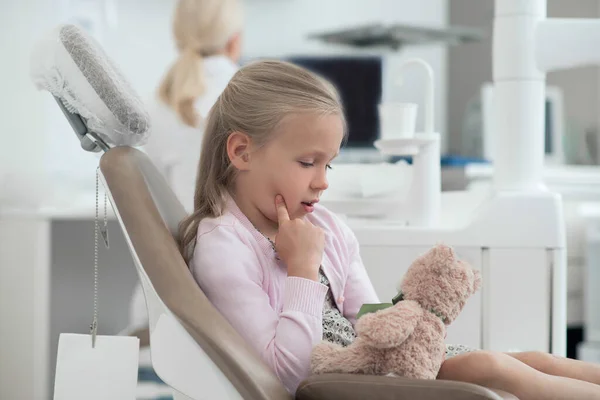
[378,102,418,139]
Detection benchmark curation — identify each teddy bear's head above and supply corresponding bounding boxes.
[399,244,480,325]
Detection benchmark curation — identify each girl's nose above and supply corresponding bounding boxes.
[312,173,329,191]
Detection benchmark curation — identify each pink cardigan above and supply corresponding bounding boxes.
[190,197,379,393]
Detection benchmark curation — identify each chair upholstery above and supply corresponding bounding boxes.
[99,146,518,400]
[297,374,518,400]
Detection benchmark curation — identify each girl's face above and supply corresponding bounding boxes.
[245,112,344,224]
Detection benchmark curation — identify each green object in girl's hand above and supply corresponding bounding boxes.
[356,290,404,320]
[356,303,393,319]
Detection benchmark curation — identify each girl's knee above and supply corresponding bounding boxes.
[509,350,556,371]
[466,351,506,382]
[439,351,506,384]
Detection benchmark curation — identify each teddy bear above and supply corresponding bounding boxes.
[310,244,481,380]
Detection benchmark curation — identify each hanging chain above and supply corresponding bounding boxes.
[91,168,109,348]
[91,168,100,347]
[104,191,108,242]
[100,176,109,249]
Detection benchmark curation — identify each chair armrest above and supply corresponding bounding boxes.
[296,374,518,400]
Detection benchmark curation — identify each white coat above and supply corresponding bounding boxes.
[143,55,238,213]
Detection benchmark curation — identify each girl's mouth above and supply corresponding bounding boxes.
[301,201,315,213]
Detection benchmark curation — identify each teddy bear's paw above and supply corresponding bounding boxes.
[310,342,343,374]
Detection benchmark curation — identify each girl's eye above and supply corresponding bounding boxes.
[299,161,333,170]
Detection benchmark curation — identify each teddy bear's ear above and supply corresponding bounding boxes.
[432,243,456,260]
[472,269,482,293]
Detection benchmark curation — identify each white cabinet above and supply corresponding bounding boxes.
[358,239,561,354]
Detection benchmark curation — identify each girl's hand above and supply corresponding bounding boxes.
[274,195,324,281]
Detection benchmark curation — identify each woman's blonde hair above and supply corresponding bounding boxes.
[158,0,243,127]
[178,60,346,260]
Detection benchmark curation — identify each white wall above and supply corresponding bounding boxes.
[0,0,59,208]
[1,2,62,398]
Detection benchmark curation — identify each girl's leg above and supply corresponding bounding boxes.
[437,351,600,400]
[506,351,600,385]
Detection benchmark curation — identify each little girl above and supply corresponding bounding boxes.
[178,60,600,399]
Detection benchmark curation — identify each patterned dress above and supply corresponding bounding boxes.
[319,269,357,346]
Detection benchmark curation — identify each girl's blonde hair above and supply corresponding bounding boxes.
[178,60,346,260]
[158,0,243,127]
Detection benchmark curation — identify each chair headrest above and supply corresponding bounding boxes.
[30,24,150,150]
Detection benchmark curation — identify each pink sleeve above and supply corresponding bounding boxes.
[192,226,328,394]
[340,223,380,326]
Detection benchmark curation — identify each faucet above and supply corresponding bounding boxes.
[492,0,600,191]
[396,59,440,227]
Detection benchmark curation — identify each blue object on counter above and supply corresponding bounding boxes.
[390,155,490,166]
[441,155,490,167]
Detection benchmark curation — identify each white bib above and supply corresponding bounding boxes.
[53,333,139,400]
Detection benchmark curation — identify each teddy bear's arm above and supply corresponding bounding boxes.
[355,300,422,349]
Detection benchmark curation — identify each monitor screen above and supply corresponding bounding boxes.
[288,56,382,148]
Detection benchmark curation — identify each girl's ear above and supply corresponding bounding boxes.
[227,131,252,171]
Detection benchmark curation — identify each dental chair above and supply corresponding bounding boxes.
[99,146,516,400]
[31,23,517,400]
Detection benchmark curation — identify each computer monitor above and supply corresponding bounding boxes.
[287,56,382,149]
